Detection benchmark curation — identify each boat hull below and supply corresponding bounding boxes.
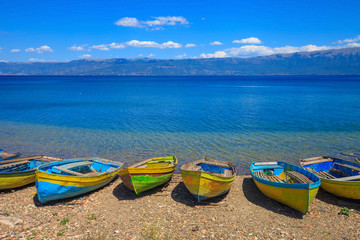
[118,156,177,195]
[0,170,36,190]
[320,178,360,199]
[181,169,236,201]
[252,177,319,213]
[119,169,174,194]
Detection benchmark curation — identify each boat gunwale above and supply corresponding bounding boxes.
[250,162,321,190]
[37,158,123,182]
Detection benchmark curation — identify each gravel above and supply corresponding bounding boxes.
[0,174,359,239]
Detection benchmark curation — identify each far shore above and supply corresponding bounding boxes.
[1,174,359,240]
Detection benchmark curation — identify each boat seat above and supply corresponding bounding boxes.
[333,163,360,172]
[60,161,94,170]
[53,166,87,176]
[254,171,284,183]
[315,171,336,179]
[286,171,313,183]
[332,175,360,181]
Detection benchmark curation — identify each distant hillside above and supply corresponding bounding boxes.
[1,47,360,75]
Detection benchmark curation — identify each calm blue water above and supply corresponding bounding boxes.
[1,75,360,173]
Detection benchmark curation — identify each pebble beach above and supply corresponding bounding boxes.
[1,174,359,240]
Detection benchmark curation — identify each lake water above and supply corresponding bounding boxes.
[1,75,360,173]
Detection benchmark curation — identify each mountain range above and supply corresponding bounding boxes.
[1,47,360,75]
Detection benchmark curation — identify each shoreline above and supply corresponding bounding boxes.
[1,174,359,239]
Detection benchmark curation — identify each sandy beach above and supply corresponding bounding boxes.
[0,174,359,240]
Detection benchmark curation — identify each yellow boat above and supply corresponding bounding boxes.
[0,155,62,190]
[300,156,360,199]
[250,161,321,214]
[181,157,236,201]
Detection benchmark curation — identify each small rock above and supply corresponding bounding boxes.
[0,216,23,228]
[192,226,199,231]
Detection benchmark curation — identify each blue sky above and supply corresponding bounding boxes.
[0,0,359,62]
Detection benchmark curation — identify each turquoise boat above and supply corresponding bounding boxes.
[300,156,360,199]
[36,158,123,203]
[250,162,321,214]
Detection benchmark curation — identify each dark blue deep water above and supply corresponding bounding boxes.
[1,75,360,173]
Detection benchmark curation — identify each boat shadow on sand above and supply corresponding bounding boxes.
[112,182,171,200]
[242,177,304,219]
[170,182,228,207]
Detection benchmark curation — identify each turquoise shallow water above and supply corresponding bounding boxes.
[1,75,360,173]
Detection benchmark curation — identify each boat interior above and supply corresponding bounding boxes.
[129,157,176,169]
[181,158,235,177]
[301,156,360,181]
[41,159,118,177]
[252,162,314,184]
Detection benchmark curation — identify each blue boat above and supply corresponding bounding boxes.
[36,158,123,203]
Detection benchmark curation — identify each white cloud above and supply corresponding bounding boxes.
[346,42,360,47]
[78,54,91,58]
[109,42,126,49]
[148,53,154,57]
[185,43,196,48]
[233,37,262,44]
[25,47,35,52]
[36,45,53,53]
[68,45,87,51]
[0,60,8,63]
[143,16,188,26]
[335,35,360,44]
[115,17,141,27]
[26,46,53,53]
[175,53,187,58]
[11,49,20,52]
[125,40,182,49]
[200,51,228,58]
[200,44,336,58]
[28,58,45,62]
[115,16,188,30]
[161,41,182,48]
[91,44,110,51]
[272,44,331,54]
[210,41,223,46]
[227,45,273,57]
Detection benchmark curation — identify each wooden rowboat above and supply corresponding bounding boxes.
[181,157,236,202]
[250,162,321,214]
[300,156,360,199]
[36,158,122,203]
[118,156,177,195]
[0,155,61,190]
